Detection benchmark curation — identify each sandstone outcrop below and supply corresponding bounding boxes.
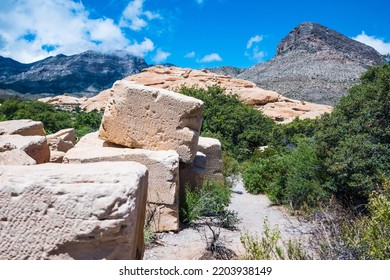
[0,162,148,260]
[40,66,332,123]
[0,135,50,164]
[64,132,180,232]
[46,128,76,163]
[180,152,206,196]
[197,137,224,182]
[0,149,36,165]
[99,81,204,163]
[0,119,45,136]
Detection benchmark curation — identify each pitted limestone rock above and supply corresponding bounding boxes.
[0,162,148,260]
[99,81,204,163]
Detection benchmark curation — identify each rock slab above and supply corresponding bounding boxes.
[0,119,45,136]
[197,137,224,182]
[99,81,204,163]
[64,132,180,232]
[0,162,148,260]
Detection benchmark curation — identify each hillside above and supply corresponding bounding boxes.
[238,22,386,105]
[0,50,148,96]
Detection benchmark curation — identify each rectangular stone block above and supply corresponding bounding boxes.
[64,132,180,232]
[197,137,224,182]
[0,119,45,136]
[0,162,148,260]
[99,81,204,163]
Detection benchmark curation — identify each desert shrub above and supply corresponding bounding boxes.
[342,177,390,259]
[0,98,102,137]
[242,138,328,210]
[240,217,309,260]
[316,63,390,206]
[179,85,274,161]
[180,180,233,226]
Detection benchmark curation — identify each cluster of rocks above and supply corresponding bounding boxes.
[0,82,224,260]
[39,66,332,124]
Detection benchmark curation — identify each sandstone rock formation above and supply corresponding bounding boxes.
[64,132,180,232]
[197,137,224,182]
[0,162,148,260]
[237,22,386,105]
[43,66,330,124]
[180,152,206,196]
[0,135,50,164]
[0,119,45,136]
[99,81,204,163]
[0,149,36,165]
[46,128,76,163]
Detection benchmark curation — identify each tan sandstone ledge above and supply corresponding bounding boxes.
[64,132,180,232]
[0,162,148,260]
[39,66,332,123]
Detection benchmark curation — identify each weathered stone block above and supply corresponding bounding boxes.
[99,81,204,163]
[64,132,180,232]
[0,162,148,260]
[0,135,50,164]
[197,137,224,182]
[0,119,45,136]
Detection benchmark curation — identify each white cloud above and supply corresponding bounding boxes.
[199,53,223,63]
[0,0,156,63]
[184,51,196,58]
[152,49,171,64]
[120,0,161,31]
[352,31,390,55]
[245,34,266,62]
[126,38,155,57]
[247,35,263,49]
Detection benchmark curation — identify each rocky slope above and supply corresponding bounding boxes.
[0,50,148,95]
[238,22,386,105]
[40,66,332,123]
[207,66,244,77]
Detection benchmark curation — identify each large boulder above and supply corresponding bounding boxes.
[0,135,50,164]
[47,128,76,144]
[0,149,36,165]
[197,137,224,182]
[179,152,206,196]
[64,132,180,232]
[0,162,148,260]
[0,119,45,136]
[99,81,204,163]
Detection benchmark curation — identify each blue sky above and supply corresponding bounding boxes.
[0,0,389,68]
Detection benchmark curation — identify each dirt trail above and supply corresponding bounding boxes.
[144,176,312,260]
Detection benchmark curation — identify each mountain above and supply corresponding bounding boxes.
[237,22,387,105]
[206,66,245,78]
[0,50,148,96]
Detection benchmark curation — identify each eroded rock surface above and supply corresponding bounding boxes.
[197,137,224,182]
[0,135,50,164]
[0,119,45,136]
[99,81,204,163]
[0,162,148,260]
[64,132,180,232]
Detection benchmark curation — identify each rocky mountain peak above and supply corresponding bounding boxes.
[237,22,387,105]
[276,22,385,66]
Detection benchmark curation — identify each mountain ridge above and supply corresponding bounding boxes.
[237,22,386,105]
[0,50,148,96]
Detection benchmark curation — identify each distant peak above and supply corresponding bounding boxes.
[275,22,385,65]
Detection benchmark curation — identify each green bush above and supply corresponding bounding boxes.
[343,177,390,259]
[240,217,309,260]
[316,62,390,205]
[242,138,328,210]
[180,180,232,225]
[179,85,274,161]
[0,98,102,137]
